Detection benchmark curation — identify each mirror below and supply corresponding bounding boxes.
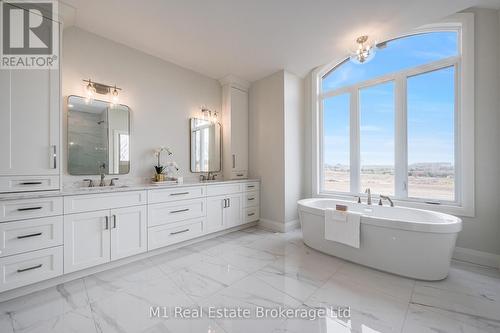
[190,118,221,172]
[67,95,130,175]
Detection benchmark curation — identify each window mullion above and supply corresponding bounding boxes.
[350,89,360,194]
[395,74,408,198]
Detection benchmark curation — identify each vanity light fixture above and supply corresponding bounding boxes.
[200,105,218,123]
[350,35,377,64]
[82,79,122,105]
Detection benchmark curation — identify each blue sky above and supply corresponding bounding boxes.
[323,32,456,167]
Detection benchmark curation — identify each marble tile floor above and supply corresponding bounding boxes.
[1,226,499,333]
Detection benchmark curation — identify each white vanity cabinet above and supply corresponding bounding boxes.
[221,80,249,180]
[205,183,248,231]
[63,191,147,273]
[0,67,61,193]
[0,181,259,294]
[64,206,147,273]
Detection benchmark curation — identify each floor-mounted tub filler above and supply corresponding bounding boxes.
[297,198,462,280]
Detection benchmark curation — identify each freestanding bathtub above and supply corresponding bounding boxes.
[297,198,462,280]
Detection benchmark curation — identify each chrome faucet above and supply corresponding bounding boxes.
[379,195,394,207]
[365,188,372,205]
[83,179,94,187]
[99,173,106,187]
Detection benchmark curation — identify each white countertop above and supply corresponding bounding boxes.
[0,179,260,201]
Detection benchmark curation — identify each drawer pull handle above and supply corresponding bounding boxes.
[236,174,244,177]
[112,215,117,229]
[17,232,43,239]
[247,185,255,188]
[170,208,189,214]
[248,213,255,216]
[17,207,42,212]
[19,182,43,185]
[170,228,190,235]
[170,192,189,196]
[248,198,255,201]
[17,264,42,273]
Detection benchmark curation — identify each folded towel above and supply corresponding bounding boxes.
[324,208,361,248]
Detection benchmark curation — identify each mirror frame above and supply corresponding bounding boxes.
[66,95,131,176]
[189,118,222,173]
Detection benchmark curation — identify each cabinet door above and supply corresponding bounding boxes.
[110,206,147,260]
[205,196,225,233]
[0,68,59,175]
[224,194,242,227]
[230,87,248,171]
[64,211,110,273]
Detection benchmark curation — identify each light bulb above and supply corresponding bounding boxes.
[85,80,95,104]
[111,86,119,105]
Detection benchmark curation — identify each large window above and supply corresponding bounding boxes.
[315,20,475,213]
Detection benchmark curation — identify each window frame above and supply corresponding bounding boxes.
[310,14,475,216]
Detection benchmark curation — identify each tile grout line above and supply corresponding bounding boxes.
[399,279,416,333]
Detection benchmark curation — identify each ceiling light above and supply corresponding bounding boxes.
[350,35,376,64]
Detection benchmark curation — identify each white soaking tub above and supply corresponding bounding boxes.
[297,198,462,280]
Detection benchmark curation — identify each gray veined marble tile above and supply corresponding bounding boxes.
[84,259,166,303]
[147,248,214,275]
[333,262,415,303]
[15,306,97,333]
[203,243,281,273]
[241,233,303,256]
[304,273,409,333]
[412,260,500,321]
[0,313,14,333]
[0,279,89,331]
[168,268,230,300]
[402,303,500,333]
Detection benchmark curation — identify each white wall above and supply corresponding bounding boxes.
[303,8,500,257]
[62,27,221,186]
[249,70,305,231]
[455,8,500,256]
[248,71,285,225]
[284,72,305,224]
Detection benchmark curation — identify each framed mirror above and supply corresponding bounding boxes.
[190,118,221,172]
[67,95,130,175]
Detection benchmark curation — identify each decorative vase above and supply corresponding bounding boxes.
[155,173,165,182]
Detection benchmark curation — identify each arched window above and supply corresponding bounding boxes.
[313,17,475,215]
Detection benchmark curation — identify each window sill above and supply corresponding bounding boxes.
[315,192,475,218]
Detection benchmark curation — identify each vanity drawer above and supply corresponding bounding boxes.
[64,190,147,214]
[0,216,63,257]
[0,246,63,292]
[148,186,205,204]
[0,176,60,193]
[244,206,260,223]
[244,182,259,192]
[243,191,259,208]
[148,198,206,227]
[206,183,242,196]
[148,219,203,250]
[0,197,63,222]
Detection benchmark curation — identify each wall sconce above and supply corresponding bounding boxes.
[350,35,377,64]
[200,105,218,123]
[83,79,122,106]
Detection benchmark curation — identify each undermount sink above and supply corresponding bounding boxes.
[77,185,130,191]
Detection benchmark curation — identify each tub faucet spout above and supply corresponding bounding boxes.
[365,188,372,205]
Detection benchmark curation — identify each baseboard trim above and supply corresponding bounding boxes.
[0,222,257,302]
[258,218,300,233]
[453,246,500,269]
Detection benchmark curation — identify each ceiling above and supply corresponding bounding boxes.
[61,0,500,82]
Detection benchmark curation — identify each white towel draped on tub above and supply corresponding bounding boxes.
[324,208,361,248]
